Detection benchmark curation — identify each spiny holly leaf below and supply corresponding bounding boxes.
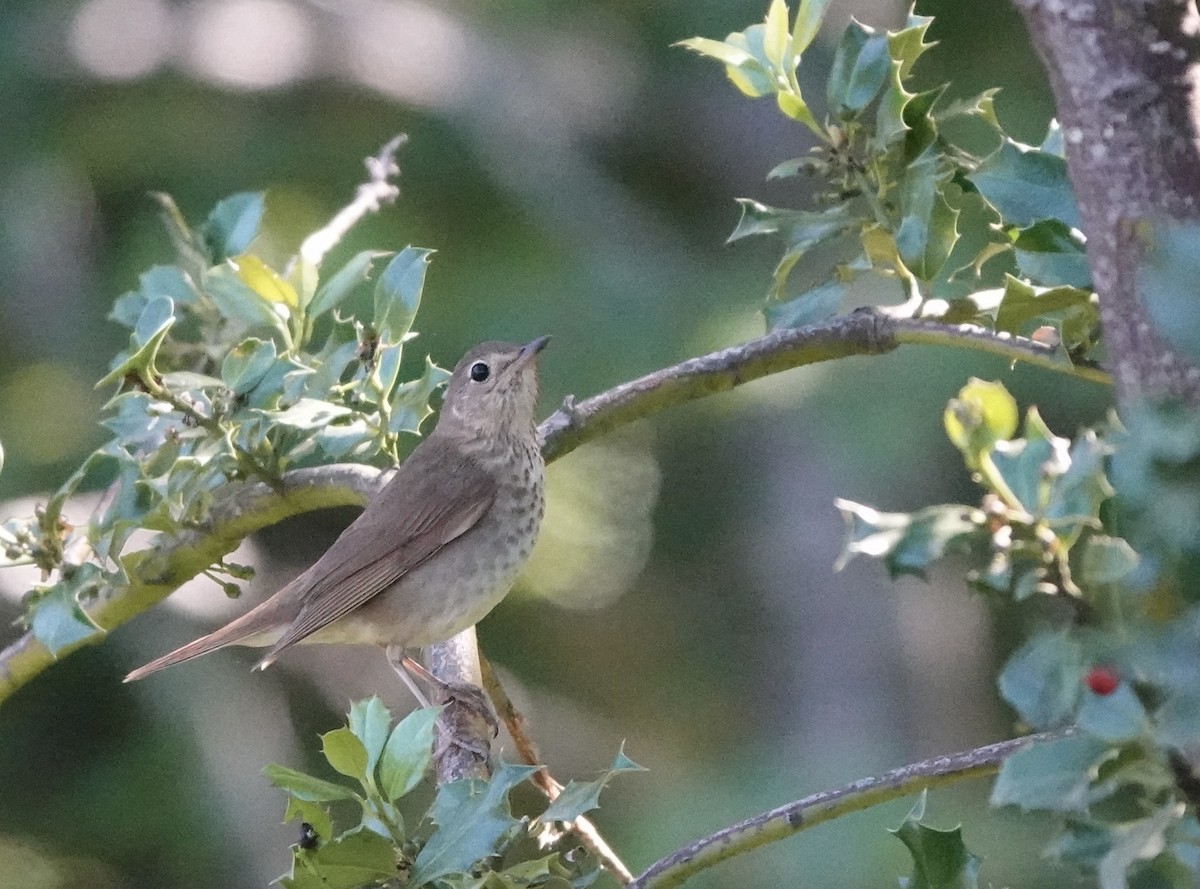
[991,733,1115,812]
[389,358,452,436]
[539,746,645,824]
[993,276,1098,352]
[283,795,334,846]
[1077,681,1148,744]
[98,296,177,387]
[309,250,389,317]
[373,247,432,344]
[28,566,105,653]
[894,146,959,280]
[969,140,1080,229]
[835,499,984,578]
[379,706,440,801]
[891,794,981,889]
[409,761,540,887]
[279,828,397,889]
[1012,220,1090,288]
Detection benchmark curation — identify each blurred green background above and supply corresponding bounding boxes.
[0,1,1108,887]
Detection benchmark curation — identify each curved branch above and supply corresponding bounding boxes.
[539,311,1108,461]
[0,465,384,701]
[628,730,1071,889]
[0,312,1107,704]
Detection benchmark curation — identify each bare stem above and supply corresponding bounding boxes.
[297,134,407,271]
[628,730,1072,889]
[480,656,635,884]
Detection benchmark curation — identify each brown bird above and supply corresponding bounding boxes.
[125,337,549,682]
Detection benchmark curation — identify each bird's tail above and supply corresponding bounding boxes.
[123,588,292,682]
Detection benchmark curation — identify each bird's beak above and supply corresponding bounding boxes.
[515,335,551,368]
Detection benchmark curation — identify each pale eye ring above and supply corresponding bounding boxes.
[469,361,490,382]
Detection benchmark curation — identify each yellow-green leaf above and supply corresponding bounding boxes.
[231,254,299,308]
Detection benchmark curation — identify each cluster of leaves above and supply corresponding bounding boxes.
[266,698,641,889]
[838,378,1200,888]
[680,0,1098,370]
[0,190,449,654]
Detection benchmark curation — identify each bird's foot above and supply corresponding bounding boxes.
[386,647,499,737]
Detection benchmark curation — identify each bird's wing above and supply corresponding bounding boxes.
[259,443,497,663]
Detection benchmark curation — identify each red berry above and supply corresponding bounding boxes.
[1085,666,1120,696]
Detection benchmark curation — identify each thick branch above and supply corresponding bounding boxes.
[1011,0,1200,404]
[0,312,1105,704]
[628,730,1070,889]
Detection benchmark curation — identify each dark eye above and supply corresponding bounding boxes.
[469,361,490,382]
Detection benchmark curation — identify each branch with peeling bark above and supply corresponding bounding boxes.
[0,311,1106,704]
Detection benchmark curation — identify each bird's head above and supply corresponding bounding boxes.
[436,336,550,443]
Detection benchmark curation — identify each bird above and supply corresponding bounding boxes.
[124,336,549,682]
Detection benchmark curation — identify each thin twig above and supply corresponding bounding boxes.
[627,729,1074,889]
[297,134,407,270]
[480,655,635,884]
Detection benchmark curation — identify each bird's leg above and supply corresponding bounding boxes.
[385,644,432,708]
[384,646,499,740]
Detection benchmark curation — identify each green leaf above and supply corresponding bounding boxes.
[380,706,440,801]
[283,796,333,846]
[764,280,844,329]
[220,338,277,395]
[998,632,1084,729]
[994,276,1098,350]
[110,265,198,328]
[201,192,265,261]
[894,147,959,280]
[1135,217,1200,365]
[321,727,370,782]
[763,0,790,69]
[279,828,397,889]
[540,747,645,823]
[264,764,359,802]
[348,697,392,782]
[729,200,855,247]
[1079,536,1138,588]
[96,295,176,387]
[826,19,890,117]
[204,263,289,335]
[29,569,105,654]
[675,36,755,69]
[1011,219,1090,288]
[309,250,389,318]
[374,247,432,343]
[270,398,353,431]
[834,500,984,578]
[991,733,1114,811]
[891,794,981,889]
[409,761,540,887]
[944,378,1018,466]
[969,140,1080,229]
[1077,682,1149,743]
[389,358,451,436]
[887,11,935,80]
[793,0,833,55]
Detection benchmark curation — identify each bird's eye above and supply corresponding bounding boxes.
[469,361,490,382]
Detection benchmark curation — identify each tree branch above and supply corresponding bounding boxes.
[628,730,1072,889]
[0,312,1107,704]
[1011,0,1200,405]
